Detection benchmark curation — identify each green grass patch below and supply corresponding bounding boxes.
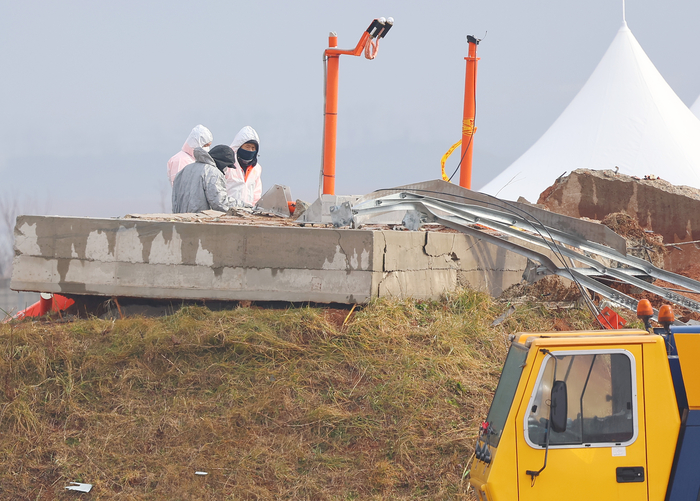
[0,289,602,499]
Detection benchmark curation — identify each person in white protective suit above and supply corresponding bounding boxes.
[225,126,263,205]
[172,145,247,213]
[167,124,213,186]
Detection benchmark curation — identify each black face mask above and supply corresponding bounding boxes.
[237,147,257,168]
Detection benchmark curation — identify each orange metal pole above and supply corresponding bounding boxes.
[460,36,480,189]
[326,31,371,57]
[322,33,339,195]
[319,18,392,196]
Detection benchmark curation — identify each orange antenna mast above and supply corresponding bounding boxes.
[321,18,394,196]
[460,35,480,189]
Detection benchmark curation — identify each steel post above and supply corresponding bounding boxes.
[460,36,480,189]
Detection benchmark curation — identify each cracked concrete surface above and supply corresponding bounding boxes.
[12,215,535,303]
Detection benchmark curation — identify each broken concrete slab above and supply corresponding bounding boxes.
[11,215,539,303]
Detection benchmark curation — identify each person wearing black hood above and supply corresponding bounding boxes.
[171,145,249,213]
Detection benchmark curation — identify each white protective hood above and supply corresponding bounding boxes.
[225,126,263,205]
[230,126,260,158]
[183,124,213,155]
[480,23,700,202]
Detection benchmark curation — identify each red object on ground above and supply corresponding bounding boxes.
[596,306,628,330]
[9,293,75,321]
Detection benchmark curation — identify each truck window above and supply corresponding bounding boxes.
[485,343,529,447]
[526,351,635,447]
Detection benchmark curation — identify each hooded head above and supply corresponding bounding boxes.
[230,126,260,170]
[208,145,236,173]
[184,125,213,154]
[236,141,259,169]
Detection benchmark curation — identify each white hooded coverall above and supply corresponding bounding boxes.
[225,126,263,205]
[167,124,213,186]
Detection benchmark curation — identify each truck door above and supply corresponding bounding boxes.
[516,347,647,501]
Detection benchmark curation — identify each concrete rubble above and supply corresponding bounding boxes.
[13,172,700,310]
[538,168,700,271]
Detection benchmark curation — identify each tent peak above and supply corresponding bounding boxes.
[479,20,700,202]
[622,0,627,25]
[691,95,700,119]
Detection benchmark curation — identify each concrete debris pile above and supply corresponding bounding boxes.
[9,177,700,320]
[500,276,582,304]
[538,168,700,272]
[600,212,666,269]
[124,209,300,227]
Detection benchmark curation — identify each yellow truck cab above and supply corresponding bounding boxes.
[469,325,700,501]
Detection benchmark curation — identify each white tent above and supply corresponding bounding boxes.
[481,22,700,202]
[692,95,700,118]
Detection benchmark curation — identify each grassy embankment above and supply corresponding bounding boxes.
[0,289,608,499]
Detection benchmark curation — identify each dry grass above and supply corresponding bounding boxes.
[0,289,601,500]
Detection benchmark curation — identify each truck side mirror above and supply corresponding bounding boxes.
[550,380,568,433]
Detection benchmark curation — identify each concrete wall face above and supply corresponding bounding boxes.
[374,231,528,299]
[12,216,530,303]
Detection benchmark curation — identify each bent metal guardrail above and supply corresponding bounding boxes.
[345,192,700,322]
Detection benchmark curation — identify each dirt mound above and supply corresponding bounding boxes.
[678,263,700,282]
[601,212,666,269]
[500,276,582,303]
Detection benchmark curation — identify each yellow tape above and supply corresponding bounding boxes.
[440,139,462,182]
[462,119,477,136]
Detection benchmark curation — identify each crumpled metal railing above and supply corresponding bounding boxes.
[341,192,700,321]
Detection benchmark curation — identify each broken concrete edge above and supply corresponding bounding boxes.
[9,279,369,304]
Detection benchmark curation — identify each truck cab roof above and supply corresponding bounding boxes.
[515,329,656,347]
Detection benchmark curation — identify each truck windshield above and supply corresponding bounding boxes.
[485,342,529,447]
[526,351,635,447]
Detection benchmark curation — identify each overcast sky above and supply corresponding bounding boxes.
[1,0,699,217]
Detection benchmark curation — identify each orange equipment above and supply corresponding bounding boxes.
[637,298,654,330]
[321,18,393,196]
[596,306,628,330]
[659,304,676,332]
[439,35,481,186]
[7,293,75,322]
[460,35,480,189]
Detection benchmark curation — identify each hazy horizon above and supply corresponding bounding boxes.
[2,0,699,217]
